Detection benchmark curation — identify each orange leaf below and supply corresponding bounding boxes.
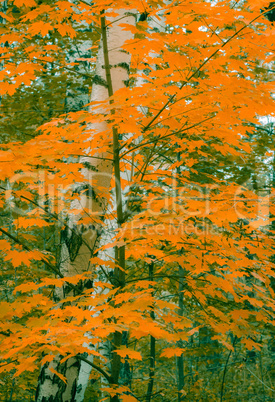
[113,348,142,361]
[160,348,185,358]
[49,367,67,383]
[14,0,36,7]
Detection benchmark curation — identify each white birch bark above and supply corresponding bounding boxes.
[64,0,93,112]
[73,6,170,398]
[36,8,136,402]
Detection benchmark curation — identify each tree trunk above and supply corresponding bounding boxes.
[177,266,185,402]
[146,262,156,402]
[35,8,136,402]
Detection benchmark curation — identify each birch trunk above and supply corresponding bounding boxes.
[35,8,136,402]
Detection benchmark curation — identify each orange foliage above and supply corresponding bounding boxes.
[0,0,275,400]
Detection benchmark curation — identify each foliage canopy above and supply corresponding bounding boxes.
[0,0,275,401]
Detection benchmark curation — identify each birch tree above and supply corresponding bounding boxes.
[35,5,137,402]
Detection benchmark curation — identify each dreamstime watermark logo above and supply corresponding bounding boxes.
[2,170,273,236]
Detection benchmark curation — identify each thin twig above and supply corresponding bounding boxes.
[220,336,237,402]
[0,227,60,276]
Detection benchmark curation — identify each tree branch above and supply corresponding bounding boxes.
[142,7,275,132]
[76,355,111,382]
[0,227,60,276]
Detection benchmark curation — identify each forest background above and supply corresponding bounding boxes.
[0,0,275,401]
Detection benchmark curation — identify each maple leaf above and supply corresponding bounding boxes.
[13,0,36,7]
[113,348,142,361]
[17,217,52,229]
[49,367,67,383]
[120,395,139,402]
[160,347,185,358]
[14,356,38,377]
[4,249,32,267]
[28,22,53,37]
[13,281,39,294]
[56,24,76,38]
